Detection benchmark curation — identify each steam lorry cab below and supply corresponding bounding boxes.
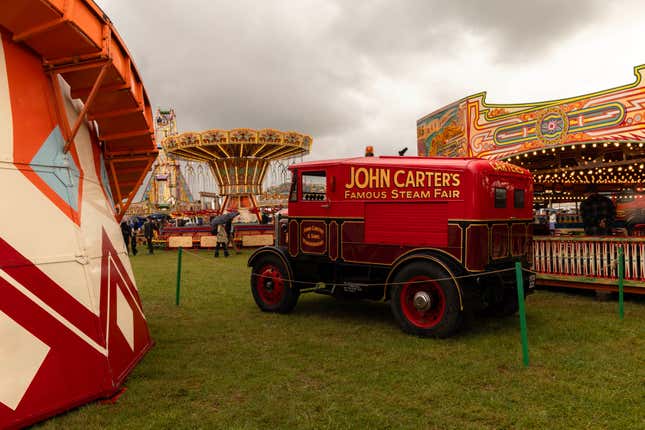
[248,155,534,337]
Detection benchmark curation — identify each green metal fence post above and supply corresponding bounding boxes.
[176,247,183,306]
[618,246,624,320]
[515,262,529,367]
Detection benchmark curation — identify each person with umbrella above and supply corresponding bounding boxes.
[225,212,240,254]
[210,211,239,257]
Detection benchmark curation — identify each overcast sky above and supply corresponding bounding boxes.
[100,0,645,162]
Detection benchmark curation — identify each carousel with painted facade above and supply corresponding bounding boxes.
[417,64,645,293]
[162,128,312,222]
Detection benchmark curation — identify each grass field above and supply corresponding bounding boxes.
[39,249,644,430]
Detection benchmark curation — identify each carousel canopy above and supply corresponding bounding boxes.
[162,128,312,162]
[417,64,645,202]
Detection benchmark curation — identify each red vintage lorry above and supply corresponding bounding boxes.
[248,155,535,337]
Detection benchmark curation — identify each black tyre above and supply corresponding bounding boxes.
[250,254,299,313]
[390,260,462,337]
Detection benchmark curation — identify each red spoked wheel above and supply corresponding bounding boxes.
[399,276,446,329]
[255,264,286,306]
[250,253,299,313]
[390,260,462,337]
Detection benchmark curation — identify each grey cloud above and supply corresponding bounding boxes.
[331,0,604,68]
[451,0,604,62]
[103,0,373,138]
[100,0,608,158]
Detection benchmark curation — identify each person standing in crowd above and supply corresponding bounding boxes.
[214,223,229,257]
[225,217,239,254]
[120,219,132,254]
[129,218,138,256]
[548,212,557,236]
[143,217,156,254]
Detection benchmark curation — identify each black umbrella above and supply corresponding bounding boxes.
[210,211,239,226]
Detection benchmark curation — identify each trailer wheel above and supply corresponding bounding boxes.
[390,261,461,337]
[251,254,299,313]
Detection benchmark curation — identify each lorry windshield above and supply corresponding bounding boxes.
[302,171,326,201]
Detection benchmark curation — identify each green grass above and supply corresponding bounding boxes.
[38,249,644,429]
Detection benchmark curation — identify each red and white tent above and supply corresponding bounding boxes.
[0,1,157,427]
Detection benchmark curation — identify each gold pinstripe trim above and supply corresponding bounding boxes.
[448,223,464,264]
[449,218,532,223]
[464,224,489,272]
[490,223,511,260]
[287,215,364,220]
[288,219,299,257]
[329,221,339,261]
[299,220,327,256]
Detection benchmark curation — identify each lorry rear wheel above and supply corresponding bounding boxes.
[251,254,299,313]
[390,261,461,337]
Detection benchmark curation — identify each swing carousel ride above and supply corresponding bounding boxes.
[417,64,645,293]
[162,128,313,221]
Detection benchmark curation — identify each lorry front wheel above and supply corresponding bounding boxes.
[251,254,299,313]
[390,261,462,338]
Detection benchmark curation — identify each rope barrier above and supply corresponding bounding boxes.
[181,248,220,262]
[248,266,523,289]
[178,248,531,289]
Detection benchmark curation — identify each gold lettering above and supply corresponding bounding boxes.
[425,171,434,185]
[442,173,451,187]
[346,167,355,188]
[416,171,425,187]
[369,168,379,188]
[405,171,415,187]
[394,170,406,187]
[380,169,390,188]
[452,173,461,186]
[355,167,368,188]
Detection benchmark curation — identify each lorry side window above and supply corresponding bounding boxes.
[514,189,525,208]
[495,187,507,208]
[302,171,326,201]
[289,170,298,202]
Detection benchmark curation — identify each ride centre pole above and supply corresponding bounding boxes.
[176,247,183,306]
[618,247,624,320]
[515,262,529,368]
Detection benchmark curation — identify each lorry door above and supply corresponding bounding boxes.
[294,170,328,256]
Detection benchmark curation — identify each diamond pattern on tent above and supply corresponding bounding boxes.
[0,311,50,411]
[29,126,81,212]
[116,287,134,351]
